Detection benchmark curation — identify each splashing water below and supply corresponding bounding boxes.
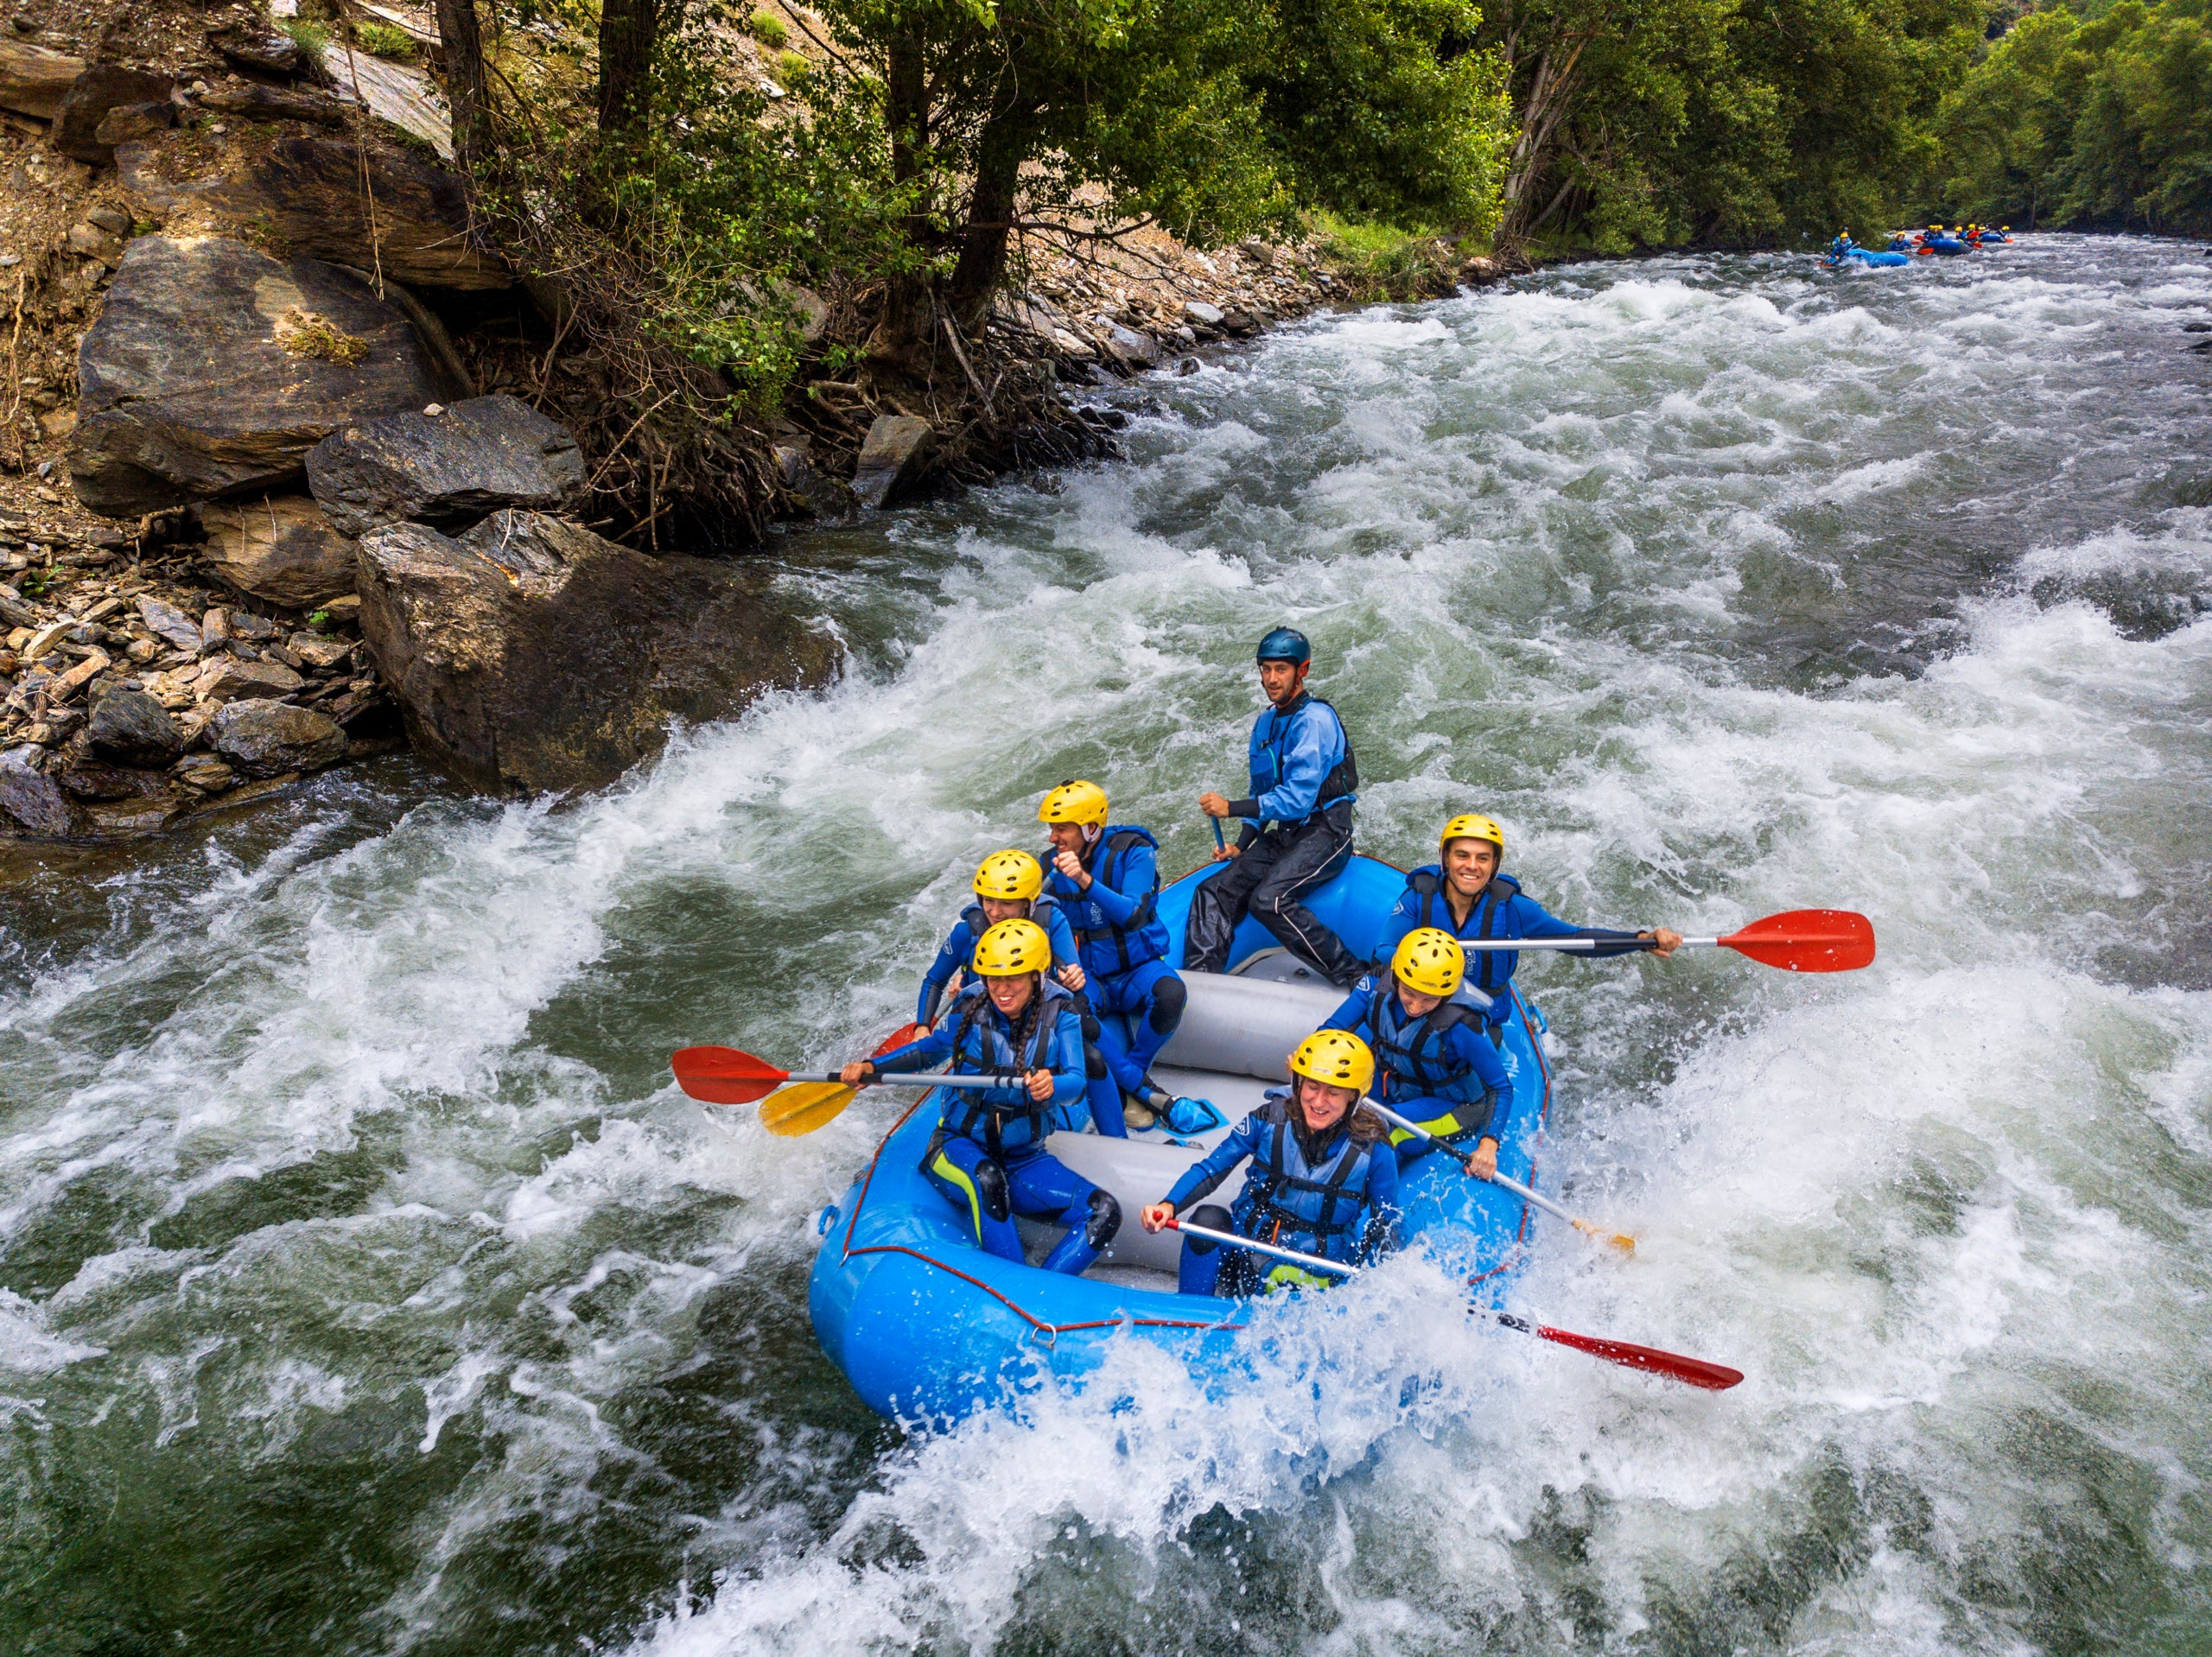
[3,236,2209,1655]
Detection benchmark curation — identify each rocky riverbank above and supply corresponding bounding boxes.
[0,1,1512,845]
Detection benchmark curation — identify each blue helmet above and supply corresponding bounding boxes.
[1255,627,1311,666]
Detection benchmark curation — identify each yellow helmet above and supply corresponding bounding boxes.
[1289,1029,1374,1095]
[1391,927,1465,998]
[1039,779,1109,828]
[1440,812,1505,856]
[973,848,1043,903]
[972,917,1051,977]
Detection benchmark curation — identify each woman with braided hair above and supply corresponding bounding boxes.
[842,918,1120,1277]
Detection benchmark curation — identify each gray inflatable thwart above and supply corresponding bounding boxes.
[1156,971,1344,1082]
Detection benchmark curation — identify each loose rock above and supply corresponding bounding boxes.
[86,686,184,765]
[136,594,206,652]
[851,415,939,510]
[209,697,346,778]
[70,235,440,517]
[0,38,82,120]
[93,100,171,145]
[200,494,359,609]
[305,394,585,536]
[0,745,82,836]
[206,20,302,76]
[197,656,305,702]
[53,62,173,164]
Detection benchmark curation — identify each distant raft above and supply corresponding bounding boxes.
[807,854,1556,1425]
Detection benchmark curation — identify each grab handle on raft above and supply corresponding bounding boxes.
[1450,908,1875,974]
[1365,1102,1636,1255]
[1159,1222,1741,1388]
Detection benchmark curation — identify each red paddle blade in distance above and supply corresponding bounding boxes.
[874,1023,925,1057]
[1537,1325,1745,1390]
[671,1045,788,1105]
[1720,909,1875,973]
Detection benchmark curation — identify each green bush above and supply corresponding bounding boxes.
[279,17,329,66]
[353,20,416,59]
[747,8,788,48]
[775,49,809,83]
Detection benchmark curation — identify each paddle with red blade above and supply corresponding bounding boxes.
[669,1039,1024,1106]
[1455,908,1875,974]
[1160,1218,1741,1390]
[1471,1307,1745,1390]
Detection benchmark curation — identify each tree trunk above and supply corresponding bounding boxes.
[432,0,489,169]
[598,0,658,139]
[945,125,1024,334]
[869,29,938,366]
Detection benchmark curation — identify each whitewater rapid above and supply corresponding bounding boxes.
[3,235,2209,1655]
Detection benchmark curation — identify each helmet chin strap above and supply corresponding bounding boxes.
[1081,822,1102,846]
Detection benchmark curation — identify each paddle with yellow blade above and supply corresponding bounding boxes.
[1366,1102,1637,1255]
[672,1025,1031,1137]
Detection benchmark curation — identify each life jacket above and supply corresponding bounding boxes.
[1253,693,1358,828]
[1366,982,1491,1107]
[939,978,1074,1159]
[1233,1098,1379,1263]
[1060,827,1168,976]
[1404,867,1524,996]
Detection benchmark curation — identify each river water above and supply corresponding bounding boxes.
[4,234,2210,1655]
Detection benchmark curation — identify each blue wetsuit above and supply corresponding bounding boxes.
[1185,691,1364,986]
[1160,1095,1399,1296]
[1374,867,1641,1027]
[874,979,1118,1275]
[1044,825,1185,1133]
[1324,975,1515,1166]
[916,896,1081,1027]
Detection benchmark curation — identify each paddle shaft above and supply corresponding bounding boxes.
[1164,1222,1736,1386]
[785,1069,1044,1093]
[1165,1217,1359,1278]
[1211,816,1227,853]
[1366,1103,1580,1229]
[1455,936,1700,953]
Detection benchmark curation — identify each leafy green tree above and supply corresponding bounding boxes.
[1938,0,2212,235]
[1250,0,1512,231]
[804,0,1515,365]
[1481,0,1976,251]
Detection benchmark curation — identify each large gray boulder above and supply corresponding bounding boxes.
[199,495,359,609]
[209,699,348,778]
[86,688,184,766]
[306,396,585,537]
[354,511,836,792]
[69,236,440,517]
[851,415,938,510]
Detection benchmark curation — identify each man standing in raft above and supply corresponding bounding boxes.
[1139,1031,1400,1296]
[842,918,1120,1275]
[1039,779,1186,1131]
[1376,813,1684,1034]
[1322,929,1515,1177]
[1185,627,1366,988]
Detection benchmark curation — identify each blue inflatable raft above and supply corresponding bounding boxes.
[808,854,1557,1425]
[1822,236,1912,269]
